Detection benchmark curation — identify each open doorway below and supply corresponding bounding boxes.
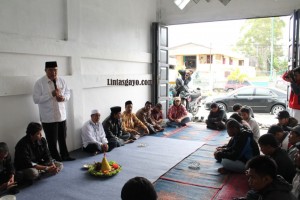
[166,13,299,124]
[168,16,290,96]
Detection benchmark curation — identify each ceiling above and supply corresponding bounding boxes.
[158,0,300,25]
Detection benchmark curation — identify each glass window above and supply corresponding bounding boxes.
[243,81,251,86]
[255,88,272,96]
[239,60,244,66]
[184,56,197,68]
[235,88,254,96]
[206,55,213,64]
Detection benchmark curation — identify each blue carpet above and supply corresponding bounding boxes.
[152,123,229,145]
[160,145,228,189]
[154,179,219,200]
[15,136,203,200]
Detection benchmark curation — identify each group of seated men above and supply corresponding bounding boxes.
[208,102,300,199]
[6,97,300,199]
[0,97,193,196]
[81,97,194,155]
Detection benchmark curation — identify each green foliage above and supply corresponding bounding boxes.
[227,68,248,82]
[236,17,286,73]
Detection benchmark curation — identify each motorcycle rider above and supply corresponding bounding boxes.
[175,68,194,96]
[175,68,195,110]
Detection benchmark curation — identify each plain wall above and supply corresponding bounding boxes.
[0,0,157,156]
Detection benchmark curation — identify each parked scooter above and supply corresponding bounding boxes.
[179,88,202,117]
[188,88,202,117]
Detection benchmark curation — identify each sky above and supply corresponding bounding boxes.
[168,16,290,51]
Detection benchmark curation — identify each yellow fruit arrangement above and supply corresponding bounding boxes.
[88,156,122,177]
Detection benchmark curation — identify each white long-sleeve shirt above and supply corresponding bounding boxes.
[33,75,70,123]
[81,120,108,148]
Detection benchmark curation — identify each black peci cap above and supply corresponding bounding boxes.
[110,106,121,114]
[45,61,58,69]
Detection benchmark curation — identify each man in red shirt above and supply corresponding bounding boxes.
[283,67,300,121]
[167,97,190,127]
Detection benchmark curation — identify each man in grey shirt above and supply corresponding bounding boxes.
[241,107,260,142]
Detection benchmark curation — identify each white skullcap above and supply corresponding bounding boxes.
[91,109,100,115]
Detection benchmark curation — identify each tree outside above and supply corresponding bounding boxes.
[235,17,287,77]
[227,68,248,82]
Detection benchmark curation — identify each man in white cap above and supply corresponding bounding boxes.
[167,96,191,127]
[81,109,109,155]
[33,61,75,162]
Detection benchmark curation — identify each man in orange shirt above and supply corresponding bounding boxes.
[121,101,149,140]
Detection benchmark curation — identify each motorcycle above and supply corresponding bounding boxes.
[179,88,202,118]
[174,77,202,120]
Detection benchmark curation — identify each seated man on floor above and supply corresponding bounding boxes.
[276,110,298,132]
[292,142,300,199]
[267,125,289,151]
[229,113,251,130]
[82,109,111,155]
[102,106,133,147]
[167,96,190,127]
[288,125,300,164]
[214,119,260,174]
[206,103,227,130]
[258,134,295,183]
[233,103,254,118]
[122,100,149,140]
[14,122,63,184]
[0,142,19,195]
[151,103,165,128]
[121,176,157,200]
[235,155,296,200]
[136,101,164,134]
[240,107,260,142]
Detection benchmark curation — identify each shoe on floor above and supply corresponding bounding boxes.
[62,156,76,161]
[8,185,20,195]
[217,167,229,174]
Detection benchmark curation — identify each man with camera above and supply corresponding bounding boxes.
[283,67,300,120]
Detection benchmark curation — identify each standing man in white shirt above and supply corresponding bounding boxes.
[81,109,109,155]
[33,61,75,162]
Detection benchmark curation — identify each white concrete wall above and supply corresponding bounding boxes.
[0,0,157,155]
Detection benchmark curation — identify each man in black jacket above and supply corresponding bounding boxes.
[14,122,63,183]
[214,119,260,174]
[234,155,296,200]
[276,110,298,131]
[206,103,227,130]
[0,142,18,195]
[258,133,296,183]
[103,106,133,148]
